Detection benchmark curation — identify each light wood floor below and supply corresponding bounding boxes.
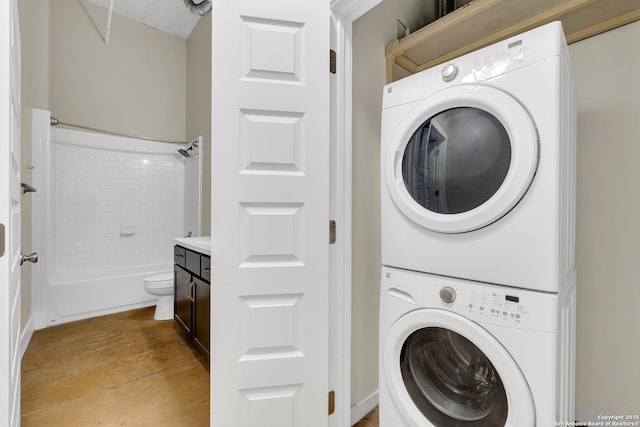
[22,306,379,426]
[353,407,379,427]
[21,307,209,426]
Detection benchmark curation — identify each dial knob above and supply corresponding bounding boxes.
[441,64,458,82]
[440,286,457,303]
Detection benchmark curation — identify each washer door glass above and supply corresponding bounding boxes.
[383,309,535,427]
[385,85,538,233]
[400,327,508,426]
[402,108,511,214]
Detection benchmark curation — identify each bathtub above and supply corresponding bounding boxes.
[30,108,199,328]
[46,264,172,325]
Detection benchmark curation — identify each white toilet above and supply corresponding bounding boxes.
[143,271,174,320]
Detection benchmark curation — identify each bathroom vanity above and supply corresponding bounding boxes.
[173,237,211,362]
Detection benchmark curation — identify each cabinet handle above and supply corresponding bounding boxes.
[175,254,184,258]
[190,280,196,303]
[186,278,192,299]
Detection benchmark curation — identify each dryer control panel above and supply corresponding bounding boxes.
[382,21,565,110]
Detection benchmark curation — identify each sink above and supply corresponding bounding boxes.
[173,236,212,255]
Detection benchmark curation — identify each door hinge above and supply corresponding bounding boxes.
[329,220,336,244]
[0,223,5,257]
[330,49,336,74]
[328,390,335,415]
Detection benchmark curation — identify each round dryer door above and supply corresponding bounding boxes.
[385,85,538,233]
[384,309,535,426]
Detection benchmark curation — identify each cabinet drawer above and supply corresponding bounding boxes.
[174,246,186,267]
[201,255,211,281]
[186,249,200,274]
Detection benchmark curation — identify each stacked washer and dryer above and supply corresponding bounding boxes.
[379,22,577,426]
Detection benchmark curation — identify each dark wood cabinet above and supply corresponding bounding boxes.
[174,264,192,336]
[174,245,210,362]
[193,277,210,357]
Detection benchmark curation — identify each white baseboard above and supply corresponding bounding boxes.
[20,316,34,359]
[576,402,602,422]
[350,390,378,426]
[32,311,46,330]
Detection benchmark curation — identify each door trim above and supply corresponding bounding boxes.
[329,0,383,425]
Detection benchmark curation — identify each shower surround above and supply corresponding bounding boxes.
[30,109,198,327]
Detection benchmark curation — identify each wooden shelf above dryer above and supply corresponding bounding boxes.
[385,0,640,83]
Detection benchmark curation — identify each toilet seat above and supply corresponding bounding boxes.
[144,271,173,289]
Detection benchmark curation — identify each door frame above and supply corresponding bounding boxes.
[1,0,22,424]
[329,0,381,425]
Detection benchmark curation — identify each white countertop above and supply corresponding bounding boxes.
[173,236,212,256]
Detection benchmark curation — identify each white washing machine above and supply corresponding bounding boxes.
[380,22,576,292]
[379,266,576,426]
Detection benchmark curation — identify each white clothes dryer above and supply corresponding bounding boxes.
[379,266,576,427]
[380,22,576,292]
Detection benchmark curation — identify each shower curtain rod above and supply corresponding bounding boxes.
[49,116,194,145]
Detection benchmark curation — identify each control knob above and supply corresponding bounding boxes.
[440,286,457,303]
[441,64,458,82]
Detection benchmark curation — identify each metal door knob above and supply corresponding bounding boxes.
[20,252,38,265]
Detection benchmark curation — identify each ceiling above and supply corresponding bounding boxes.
[85,0,201,40]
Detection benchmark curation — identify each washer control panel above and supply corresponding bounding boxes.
[430,280,535,327]
[467,289,528,324]
[382,266,558,333]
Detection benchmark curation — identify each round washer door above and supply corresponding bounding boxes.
[384,309,535,427]
[385,85,538,233]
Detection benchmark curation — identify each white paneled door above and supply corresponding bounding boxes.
[211,0,330,426]
[0,0,22,425]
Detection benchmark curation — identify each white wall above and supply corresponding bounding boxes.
[50,0,186,142]
[17,0,52,332]
[186,14,212,236]
[351,0,434,406]
[570,20,640,418]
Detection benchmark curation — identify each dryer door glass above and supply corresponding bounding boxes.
[402,107,511,214]
[400,327,508,426]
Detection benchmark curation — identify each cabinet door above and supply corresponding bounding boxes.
[193,277,210,361]
[174,265,192,337]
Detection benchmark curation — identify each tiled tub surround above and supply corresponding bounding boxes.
[31,109,187,327]
[53,142,182,275]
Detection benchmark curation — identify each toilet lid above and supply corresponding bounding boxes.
[145,271,174,283]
